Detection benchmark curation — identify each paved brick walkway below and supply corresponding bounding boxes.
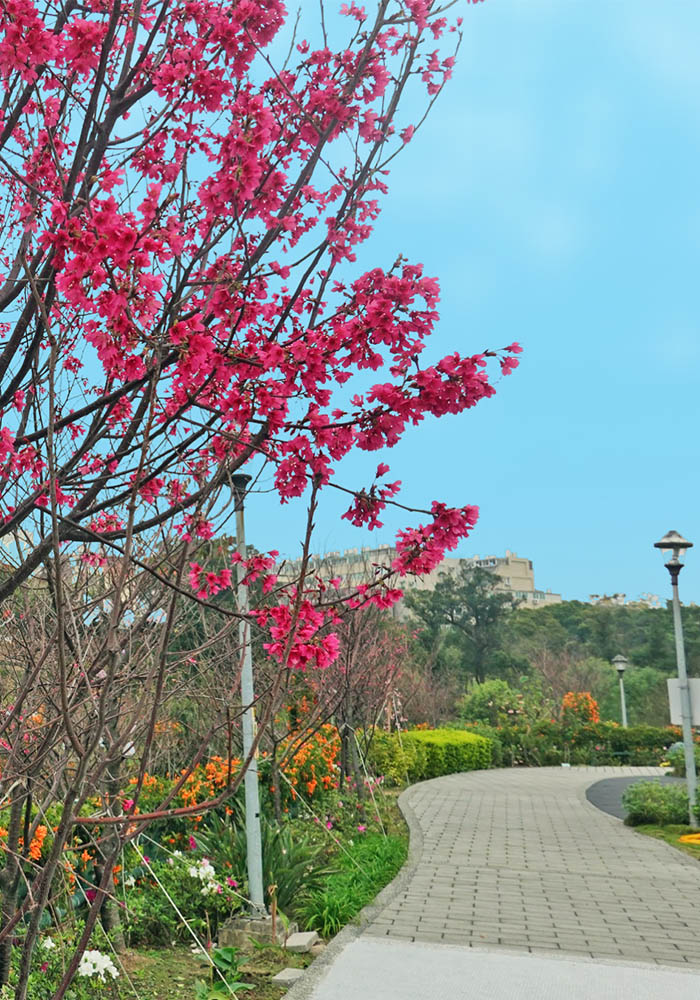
[364,767,700,967]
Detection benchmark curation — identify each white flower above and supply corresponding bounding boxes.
[124,875,135,888]
[173,850,183,858]
[77,950,119,982]
[42,936,56,951]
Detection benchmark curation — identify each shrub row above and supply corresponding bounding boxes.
[367,728,492,785]
[460,720,689,768]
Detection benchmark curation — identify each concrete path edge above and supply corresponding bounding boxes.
[283,784,426,1000]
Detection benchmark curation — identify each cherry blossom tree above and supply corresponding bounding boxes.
[0,0,520,994]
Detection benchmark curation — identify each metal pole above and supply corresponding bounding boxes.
[668,562,697,825]
[618,675,628,728]
[232,475,266,916]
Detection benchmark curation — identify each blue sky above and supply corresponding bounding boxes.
[244,1,700,605]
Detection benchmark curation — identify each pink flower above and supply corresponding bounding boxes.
[226,877,238,888]
[357,824,366,833]
[326,821,333,830]
[122,798,134,811]
[188,835,197,850]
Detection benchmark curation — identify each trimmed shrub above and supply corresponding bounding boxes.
[622,780,690,826]
[492,722,687,768]
[367,728,492,785]
[459,721,504,767]
[666,744,700,777]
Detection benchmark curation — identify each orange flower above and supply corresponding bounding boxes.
[29,826,47,861]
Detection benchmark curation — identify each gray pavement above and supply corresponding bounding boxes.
[288,767,700,999]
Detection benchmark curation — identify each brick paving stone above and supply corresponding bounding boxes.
[365,766,700,967]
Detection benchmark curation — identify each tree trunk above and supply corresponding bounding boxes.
[348,713,366,820]
[0,795,24,985]
[271,748,282,823]
[98,761,126,953]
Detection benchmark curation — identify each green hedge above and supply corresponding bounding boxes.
[367,728,492,785]
[486,721,687,767]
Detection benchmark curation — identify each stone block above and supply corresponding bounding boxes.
[219,915,296,949]
[272,968,305,986]
[285,930,320,953]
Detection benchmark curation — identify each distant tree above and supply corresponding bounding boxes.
[404,566,517,683]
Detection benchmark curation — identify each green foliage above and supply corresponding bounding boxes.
[457,678,555,728]
[495,721,686,767]
[457,679,519,726]
[0,932,113,1000]
[502,600,700,726]
[597,666,670,726]
[123,854,242,946]
[299,833,406,936]
[458,721,504,766]
[365,731,420,786]
[405,566,517,683]
[622,780,691,826]
[195,946,252,998]
[666,744,700,777]
[195,812,336,918]
[367,728,492,785]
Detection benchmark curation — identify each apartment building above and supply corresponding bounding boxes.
[283,545,561,611]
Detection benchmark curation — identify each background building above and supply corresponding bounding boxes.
[283,546,561,612]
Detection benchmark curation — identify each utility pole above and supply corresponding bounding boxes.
[232,475,266,916]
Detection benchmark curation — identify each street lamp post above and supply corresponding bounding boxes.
[612,654,628,728]
[232,474,266,916]
[654,530,697,826]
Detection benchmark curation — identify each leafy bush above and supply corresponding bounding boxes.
[299,833,406,936]
[194,946,252,999]
[367,728,491,785]
[123,853,242,946]
[457,678,556,730]
[457,680,520,727]
[195,812,336,918]
[667,744,700,777]
[622,780,691,826]
[493,721,687,768]
[366,731,423,786]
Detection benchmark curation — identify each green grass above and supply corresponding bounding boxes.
[632,824,700,861]
[123,942,310,1000]
[299,832,408,937]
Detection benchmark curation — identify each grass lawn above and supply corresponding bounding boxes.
[632,824,700,861]
[122,941,311,999]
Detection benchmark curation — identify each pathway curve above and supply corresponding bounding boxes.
[365,766,700,965]
[289,767,700,1000]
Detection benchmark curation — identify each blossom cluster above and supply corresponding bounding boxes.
[77,950,119,982]
[187,857,222,896]
[0,0,520,679]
